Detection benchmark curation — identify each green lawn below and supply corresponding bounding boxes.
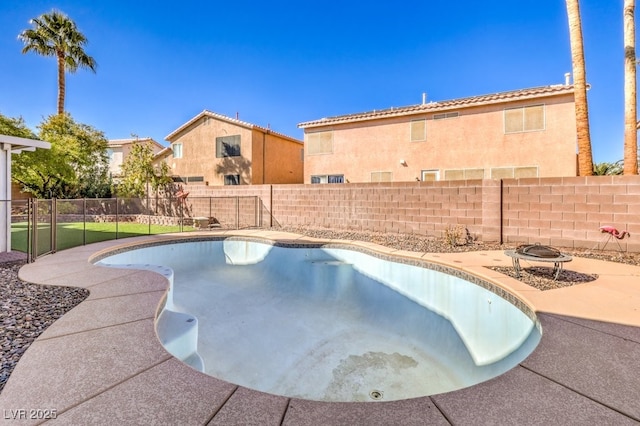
[11,221,189,254]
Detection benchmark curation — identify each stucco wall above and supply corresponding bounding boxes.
[168,117,303,186]
[303,94,577,184]
[169,118,255,186]
[184,175,640,252]
[251,130,304,184]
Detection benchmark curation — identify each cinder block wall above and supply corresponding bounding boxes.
[270,181,487,237]
[184,175,640,252]
[502,176,640,252]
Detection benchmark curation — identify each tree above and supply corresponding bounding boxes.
[12,113,111,198]
[0,114,37,140]
[18,9,97,115]
[624,0,638,174]
[593,160,624,175]
[116,138,172,198]
[566,0,594,176]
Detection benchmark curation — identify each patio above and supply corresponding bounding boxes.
[0,230,639,424]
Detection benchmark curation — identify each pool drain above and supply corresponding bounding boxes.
[369,390,383,400]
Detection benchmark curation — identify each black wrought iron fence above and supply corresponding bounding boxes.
[8,196,264,262]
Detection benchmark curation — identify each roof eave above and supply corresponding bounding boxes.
[298,85,575,129]
[165,110,303,144]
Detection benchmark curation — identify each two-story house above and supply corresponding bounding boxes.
[107,137,166,180]
[298,83,578,183]
[165,110,304,186]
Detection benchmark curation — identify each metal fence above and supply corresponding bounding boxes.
[7,196,264,262]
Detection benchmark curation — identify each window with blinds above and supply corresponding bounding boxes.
[410,119,426,142]
[444,168,485,180]
[504,104,545,133]
[490,166,539,179]
[310,174,344,184]
[371,171,392,182]
[306,131,333,155]
[433,112,459,120]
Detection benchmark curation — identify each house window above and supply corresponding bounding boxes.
[172,143,183,159]
[371,171,392,182]
[421,170,439,181]
[216,135,241,157]
[433,112,459,120]
[514,166,538,178]
[311,174,344,184]
[306,131,333,155]
[410,119,426,142]
[504,104,545,133]
[444,168,485,180]
[224,174,240,185]
[490,166,539,179]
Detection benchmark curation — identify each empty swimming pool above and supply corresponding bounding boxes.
[97,237,541,402]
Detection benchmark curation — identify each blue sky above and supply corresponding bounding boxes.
[0,0,626,163]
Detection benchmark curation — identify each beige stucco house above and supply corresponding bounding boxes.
[298,84,578,183]
[165,110,304,186]
[107,137,166,179]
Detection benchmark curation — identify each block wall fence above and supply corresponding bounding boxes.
[183,176,640,252]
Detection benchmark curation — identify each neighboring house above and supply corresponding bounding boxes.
[165,110,304,186]
[107,137,167,179]
[298,83,578,183]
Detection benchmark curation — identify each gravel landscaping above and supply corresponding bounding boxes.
[1,227,638,395]
[0,261,88,394]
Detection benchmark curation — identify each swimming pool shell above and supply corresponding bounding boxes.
[94,236,542,402]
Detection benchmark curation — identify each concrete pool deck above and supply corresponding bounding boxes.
[0,229,639,425]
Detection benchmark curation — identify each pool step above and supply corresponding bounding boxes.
[155,309,204,372]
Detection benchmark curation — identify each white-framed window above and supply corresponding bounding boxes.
[311,174,344,184]
[421,170,439,182]
[216,135,241,157]
[410,119,426,142]
[172,143,183,159]
[504,104,545,133]
[224,174,240,185]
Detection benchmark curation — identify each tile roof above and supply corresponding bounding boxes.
[298,84,575,128]
[165,110,302,144]
[108,137,166,150]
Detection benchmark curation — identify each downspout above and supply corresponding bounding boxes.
[262,131,266,184]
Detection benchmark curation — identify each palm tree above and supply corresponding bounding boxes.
[18,10,97,115]
[624,0,638,174]
[593,160,624,175]
[566,0,594,176]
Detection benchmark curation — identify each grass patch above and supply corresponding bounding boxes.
[11,221,189,254]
